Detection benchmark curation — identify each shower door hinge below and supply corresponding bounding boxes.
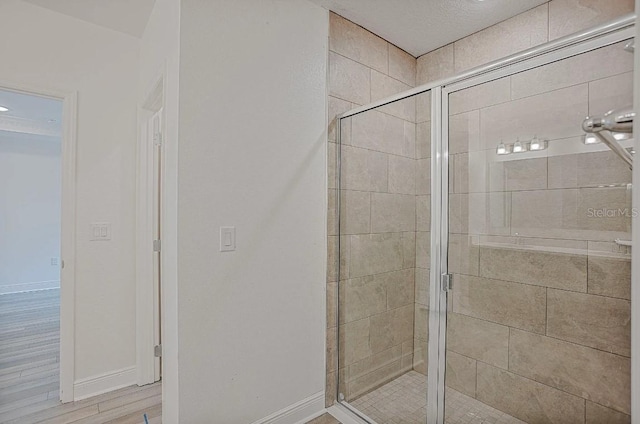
[154,344,162,357]
[441,273,453,292]
[153,239,161,252]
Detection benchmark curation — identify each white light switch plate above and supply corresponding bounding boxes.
[91,222,111,241]
[220,226,236,252]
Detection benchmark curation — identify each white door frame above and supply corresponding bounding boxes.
[136,71,165,385]
[0,79,78,403]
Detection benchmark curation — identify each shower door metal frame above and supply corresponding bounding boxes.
[333,13,636,424]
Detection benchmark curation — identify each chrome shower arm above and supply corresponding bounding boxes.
[582,107,634,170]
[593,130,633,170]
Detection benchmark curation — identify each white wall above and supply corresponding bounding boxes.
[0,133,61,293]
[138,0,181,421]
[176,0,328,422]
[0,0,139,386]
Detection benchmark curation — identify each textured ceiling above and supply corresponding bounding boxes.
[22,0,156,38]
[308,0,549,56]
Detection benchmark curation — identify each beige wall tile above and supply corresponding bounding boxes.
[449,77,511,115]
[386,268,415,310]
[450,193,511,236]
[328,189,337,236]
[449,234,479,276]
[509,328,631,414]
[447,312,509,369]
[549,0,635,40]
[414,304,428,341]
[327,327,337,373]
[389,44,416,86]
[476,362,586,424]
[416,158,430,195]
[547,288,630,356]
[329,52,371,105]
[348,344,402,382]
[340,190,370,235]
[350,233,404,278]
[454,274,546,333]
[577,187,632,234]
[413,337,428,375]
[416,91,432,123]
[327,282,337,329]
[371,193,416,233]
[389,156,416,195]
[327,235,349,283]
[339,317,371,366]
[453,5,548,73]
[548,151,632,189]
[479,246,587,292]
[416,44,454,85]
[403,121,416,160]
[415,267,430,306]
[371,70,416,122]
[449,110,480,154]
[328,142,337,189]
[328,96,353,143]
[586,401,631,424]
[402,232,416,269]
[416,121,431,159]
[416,231,431,269]
[329,13,388,73]
[453,151,493,194]
[347,359,403,400]
[589,71,634,117]
[351,109,409,157]
[370,304,414,354]
[326,371,336,407]
[511,189,578,238]
[340,145,388,192]
[489,157,548,192]
[416,195,431,232]
[446,351,477,398]
[339,274,387,324]
[511,41,633,99]
[588,256,631,300]
[480,84,588,149]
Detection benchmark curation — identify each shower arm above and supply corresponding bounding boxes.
[582,107,635,170]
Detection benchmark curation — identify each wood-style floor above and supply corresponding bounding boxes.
[0,289,161,424]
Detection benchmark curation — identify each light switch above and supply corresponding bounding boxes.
[220,226,236,252]
[91,223,112,241]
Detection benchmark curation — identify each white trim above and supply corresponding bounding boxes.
[631,3,639,423]
[73,366,137,401]
[136,69,166,386]
[0,79,77,404]
[326,404,369,424]
[0,281,60,295]
[250,392,325,424]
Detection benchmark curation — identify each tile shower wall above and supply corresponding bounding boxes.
[326,12,421,405]
[443,34,633,424]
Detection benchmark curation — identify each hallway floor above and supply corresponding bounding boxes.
[0,289,162,423]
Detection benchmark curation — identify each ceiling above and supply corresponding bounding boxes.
[0,89,63,138]
[22,0,156,38]
[309,0,549,57]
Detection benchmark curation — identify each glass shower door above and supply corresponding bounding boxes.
[443,40,633,423]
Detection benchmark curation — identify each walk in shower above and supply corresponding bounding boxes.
[332,14,635,424]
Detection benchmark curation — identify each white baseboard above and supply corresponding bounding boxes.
[327,404,371,424]
[74,366,137,401]
[252,391,325,424]
[0,280,60,295]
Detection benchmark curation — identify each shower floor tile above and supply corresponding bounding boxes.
[348,371,525,424]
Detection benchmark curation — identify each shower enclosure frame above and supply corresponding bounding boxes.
[333,13,637,424]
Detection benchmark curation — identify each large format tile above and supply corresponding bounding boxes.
[371,70,415,122]
[449,77,511,115]
[588,256,631,300]
[511,41,633,99]
[453,274,546,334]
[389,44,416,87]
[347,344,402,382]
[479,246,587,292]
[388,156,416,195]
[401,232,416,269]
[350,233,404,278]
[370,193,416,233]
[509,328,631,414]
[416,195,430,232]
[476,363,585,424]
[449,234,479,276]
[328,96,353,143]
[340,145,388,192]
[416,91,431,124]
[340,190,370,235]
[415,267,430,306]
[416,121,431,159]
[445,351,476,398]
[347,359,402,400]
[416,44,454,85]
[414,305,428,343]
[449,110,480,154]
[453,5,548,73]
[547,288,630,356]
[416,231,430,269]
[338,318,371,366]
[351,110,407,157]
[489,157,547,192]
[549,0,634,40]
[416,158,430,195]
[586,401,631,424]
[329,13,388,73]
[385,268,415,310]
[413,337,428,375]
[447,312,509,369]
[329,52,371,105]
[480,84,588,150]
[450,193,511,236]
[548,151,632,189]
[589,71,634,117]
[339,275,387,324]
[369,305,414,354]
